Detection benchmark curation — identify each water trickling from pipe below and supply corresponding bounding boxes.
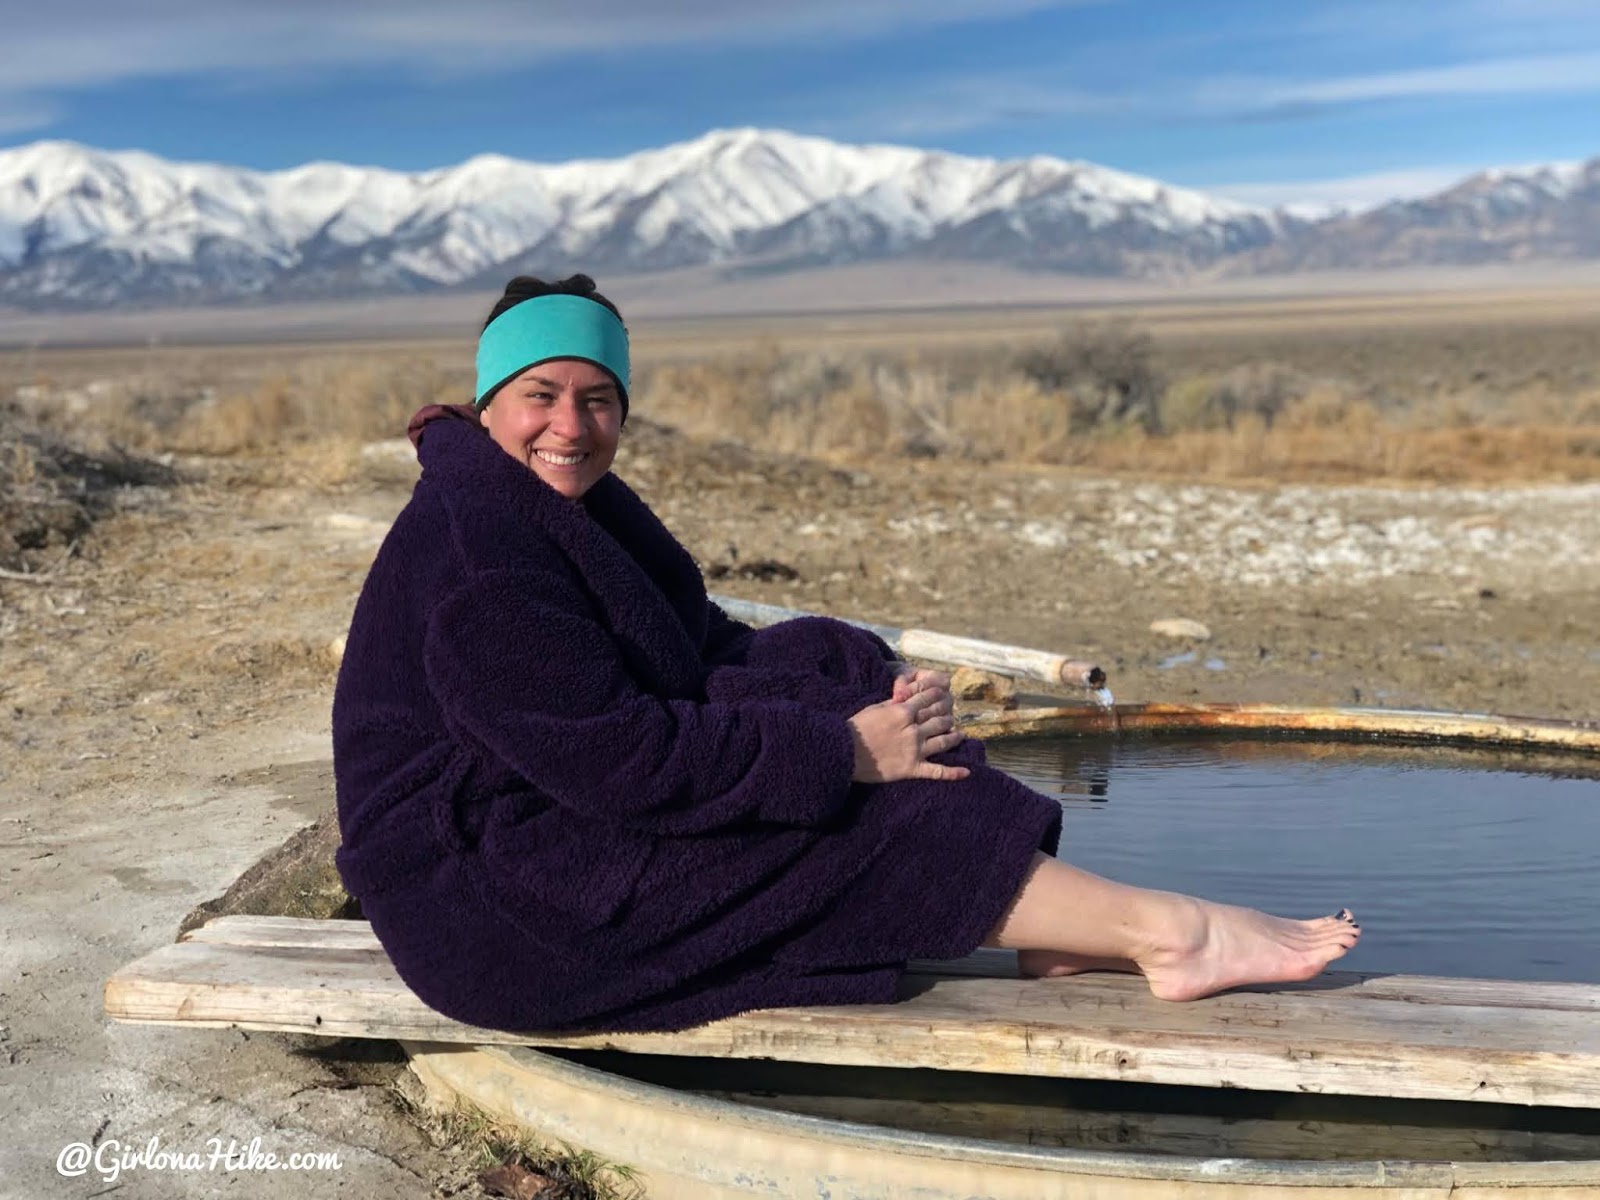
[1090,686,1120,734]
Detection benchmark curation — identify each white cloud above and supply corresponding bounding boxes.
[1274,51,1600,106]
[1272,0,1600,61]
[0,0,1104,144]
[0,1,1089,93]
[0,98,61,137]
[799,38,1600,150]
[819,76,1135,139]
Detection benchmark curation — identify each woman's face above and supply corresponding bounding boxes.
[479,358,622,500]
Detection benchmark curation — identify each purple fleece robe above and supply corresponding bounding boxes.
[331,405,1062,1034]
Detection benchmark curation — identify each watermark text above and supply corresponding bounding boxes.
[57,1135,343,1184]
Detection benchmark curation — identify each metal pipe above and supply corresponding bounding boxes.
[709,594,1106,692]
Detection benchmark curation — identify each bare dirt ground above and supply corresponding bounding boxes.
[3,408,1598,1197]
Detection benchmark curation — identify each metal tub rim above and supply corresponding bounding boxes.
[406,1042,1600,1196]
[965,701,1600,756]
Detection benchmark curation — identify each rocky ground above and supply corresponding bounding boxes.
[2,416,1597,1198]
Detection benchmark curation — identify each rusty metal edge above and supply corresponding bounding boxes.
[963,702,1600,755]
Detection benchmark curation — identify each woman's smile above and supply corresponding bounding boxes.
[533,448,590,467]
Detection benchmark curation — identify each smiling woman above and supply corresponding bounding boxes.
[474,277,629,499]
[328,272,1360,1038]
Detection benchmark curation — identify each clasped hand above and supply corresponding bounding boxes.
[846,664,969,783]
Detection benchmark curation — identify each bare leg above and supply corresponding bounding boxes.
[988,853,1360,1001]
[1016,949,1139,978]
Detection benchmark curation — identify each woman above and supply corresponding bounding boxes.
[332,274,1359,1035]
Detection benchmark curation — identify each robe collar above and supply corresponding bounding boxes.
[410,405,710,692]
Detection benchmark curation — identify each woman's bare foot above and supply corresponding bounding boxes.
[1138,901,1360,1001]
[984,856,1361,1002]
[1017,948,1141,978]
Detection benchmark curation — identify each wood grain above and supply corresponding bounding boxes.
[106,916,1600,1108]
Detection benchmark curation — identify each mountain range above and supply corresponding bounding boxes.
[0,128,1594,309]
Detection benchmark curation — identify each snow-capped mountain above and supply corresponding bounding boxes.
[1,129,1595,309]
[1231,159,1600,273]
[0,129,1286,308]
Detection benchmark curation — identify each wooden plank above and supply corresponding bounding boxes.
[178,916,1024,978]
[181,915,390,952]
[180,916,1600,1011]
[105,925,1600,1108]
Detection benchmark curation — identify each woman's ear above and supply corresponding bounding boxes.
[477,402,492,428]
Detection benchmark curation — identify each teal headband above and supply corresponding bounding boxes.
[475,293,631,418]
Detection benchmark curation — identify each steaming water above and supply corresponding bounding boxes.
[986,736,1600,984]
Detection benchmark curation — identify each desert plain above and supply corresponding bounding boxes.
[1,280,1598,1198]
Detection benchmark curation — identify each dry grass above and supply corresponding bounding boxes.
[4,302,1599,484]
[635,322,1600,482]
[396,1093,644,1200]
[6,354,463,453]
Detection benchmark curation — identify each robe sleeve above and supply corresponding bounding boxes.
[702,600,757,666]
[422,568,859,836]
[702,615,902,715]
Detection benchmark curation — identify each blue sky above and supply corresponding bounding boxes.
[3,0,1600,209]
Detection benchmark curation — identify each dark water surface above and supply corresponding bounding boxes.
[985,735,1600,984]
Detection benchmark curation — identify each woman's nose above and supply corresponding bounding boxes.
[549,395,586,438]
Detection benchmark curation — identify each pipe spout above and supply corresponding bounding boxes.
[1058,660,1107,690]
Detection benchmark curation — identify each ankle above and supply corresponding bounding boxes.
[1129,891,1209,968]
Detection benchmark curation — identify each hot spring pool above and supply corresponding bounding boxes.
[409,720,1600,1184]
[983,735,1600,985]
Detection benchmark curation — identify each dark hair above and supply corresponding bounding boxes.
[482,273,624,330]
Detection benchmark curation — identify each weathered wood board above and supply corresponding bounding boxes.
[105,915,1600,1109]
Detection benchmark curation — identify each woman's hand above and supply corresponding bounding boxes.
[890,662,952,703]
[847,687,969,784]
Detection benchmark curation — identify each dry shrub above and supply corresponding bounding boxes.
[867,362,957,458]
[0,404,179,570]
[1012,320,1164,434]
[1158,363,1312,432]
[278,439,369,488]
[176,358,461,452]
[947,376,1074,462]
[29,356,467,459]
[638,355,773,444]
[1279,383,1364,430]
[637,332,1600,483]
[640,340,1109,462]
[21,318,1600,485]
